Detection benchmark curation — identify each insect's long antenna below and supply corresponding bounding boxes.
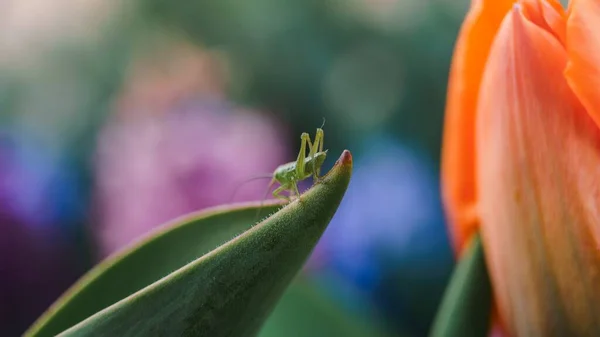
[320,117,326,129]
[230,174,273,203]
[254,178,276,223]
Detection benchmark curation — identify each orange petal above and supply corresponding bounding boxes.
[565,0,600,128]
[520,0,566,44]
[477,4,600,336]
[442,0,515,254]
[539,0,567,43]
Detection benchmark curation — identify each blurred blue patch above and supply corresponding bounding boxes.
[0,129,85,231]
[0,130,87,336]
[308,133,453,336]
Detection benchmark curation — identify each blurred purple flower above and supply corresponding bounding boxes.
[93,99,289,257]
[0,133,82,336]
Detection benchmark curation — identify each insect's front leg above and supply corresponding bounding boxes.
[291,181,301,201]
[272,184,292,202]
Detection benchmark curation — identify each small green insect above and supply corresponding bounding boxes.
[267,123,327,202]
[231,121,328,206]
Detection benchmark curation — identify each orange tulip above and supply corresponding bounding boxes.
[442,0,600,335]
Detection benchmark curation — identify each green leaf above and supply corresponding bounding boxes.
[429,234,492,337]
[26,203,281,336]
[26,150,353,337]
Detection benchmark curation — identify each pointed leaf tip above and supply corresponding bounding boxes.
[339,149,352,166]
[325,149,352,179]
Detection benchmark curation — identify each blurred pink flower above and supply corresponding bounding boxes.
[93,100,289,257]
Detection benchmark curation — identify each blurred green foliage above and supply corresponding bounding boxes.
[142,0,466,162]
[0,0,467,169]
[260,276,396,337]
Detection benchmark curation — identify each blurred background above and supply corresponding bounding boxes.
[0,0,468,335]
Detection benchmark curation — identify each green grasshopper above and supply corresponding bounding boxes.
[231,122,327,220]
[267,126,327,201]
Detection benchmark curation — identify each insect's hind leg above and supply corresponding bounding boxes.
[311,128,324,182]
[316,128,324,153]
[295,133,310,178]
